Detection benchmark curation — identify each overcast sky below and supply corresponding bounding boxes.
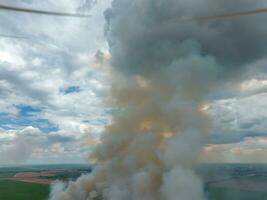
[0,0,267,165]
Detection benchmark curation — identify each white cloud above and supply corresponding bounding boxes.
[200,136,267,163]
[0,127,43,165]
[240,79,267,92]
[0,125,97,165]
[0,0,111,164]
[205,83,267,144]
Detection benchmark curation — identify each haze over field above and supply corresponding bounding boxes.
[0,0,267,200]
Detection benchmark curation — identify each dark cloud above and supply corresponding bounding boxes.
[0,67,50,103]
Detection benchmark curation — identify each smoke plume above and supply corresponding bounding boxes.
[50,0,267,199]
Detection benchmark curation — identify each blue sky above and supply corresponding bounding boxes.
[0,0,267,165]
[63,86,81,95]
[0,105,59,133]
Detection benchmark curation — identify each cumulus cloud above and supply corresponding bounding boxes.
[208,92,267,144]
[0,125,95,165]
[201,136,267,163]
[0,127,43,165]
[0,0,112,164]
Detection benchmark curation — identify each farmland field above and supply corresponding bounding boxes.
[1,164,267,200]
[0,180,49,200]
[0,164,91,200]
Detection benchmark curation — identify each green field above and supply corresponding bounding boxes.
[1,180,267,200]
[0,180,49,200]
[207,187,267,200]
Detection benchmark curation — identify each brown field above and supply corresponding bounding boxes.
[14,172,55,178]
[7,177,51,185]
[4,171,58,185]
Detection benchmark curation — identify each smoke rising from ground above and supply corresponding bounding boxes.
[49,0,267,199]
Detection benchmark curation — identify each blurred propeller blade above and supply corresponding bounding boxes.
[0,4,91,18]
[0,33,26,39]
[195,8,267,22]
[169,8,267,23]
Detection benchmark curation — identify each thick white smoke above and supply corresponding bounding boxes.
[49,0,267,199]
